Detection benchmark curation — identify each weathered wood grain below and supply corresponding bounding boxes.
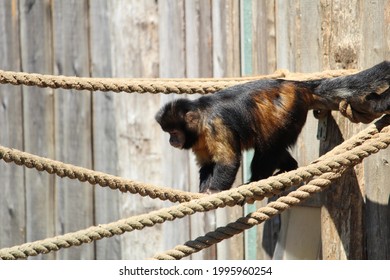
[52,0,94,259]
[110,0,162,260]
[361,0,390,259]
[185,0,216,260]
[158,0,192,258]
[319,0,365,260]
[273,0,323,260]
[89,0,122,260]
[0,0,25,251]
[212,0,243,260]
[19,0,55,260]
[251,0,279,260]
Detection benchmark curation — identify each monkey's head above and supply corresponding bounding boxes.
[155,98,200,150]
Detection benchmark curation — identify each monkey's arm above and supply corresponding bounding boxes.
[198,130,241,192]
[199,161,240,193]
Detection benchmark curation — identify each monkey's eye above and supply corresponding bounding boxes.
[168,129,178,136]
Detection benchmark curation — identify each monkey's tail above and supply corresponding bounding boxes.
[314,61,390,99]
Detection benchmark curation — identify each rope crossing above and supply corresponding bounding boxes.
[0,115,389,260]
[153,173,341,260]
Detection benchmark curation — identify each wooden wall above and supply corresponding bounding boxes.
[0,0,389,260]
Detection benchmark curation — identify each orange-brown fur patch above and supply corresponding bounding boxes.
[250,82,312,145]
[207,118,236,164]
[192,117,236,166]
[192,133,210,165]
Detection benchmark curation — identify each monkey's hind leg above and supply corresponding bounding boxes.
[250,149,298,182]
[250,150,279,182]
[274,149,298,176]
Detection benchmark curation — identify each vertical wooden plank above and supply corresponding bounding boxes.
[52,0,94,259]
[212,0,241,77]
[273,0,324,260]
[320,120,365,260]
[364,153,390,259]
[361,0,390,259]
[273,0,299,260]
[0,0,25,249]
[252,0,276,75]
[251,0,279,260]
[89,0,121,260]
[319,0,365,260]
[110,0,162,259]
[185,0,213,78]
[212,0,243,260]
[275,0,297,70]
[293,0,323,165]
[19,0,55,259]
[241,0,257,260]
[185,0,217,260]
[158,0,192,258]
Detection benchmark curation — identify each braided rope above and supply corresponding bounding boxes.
[151,116,390,259]
[0,146,203,203]
[0,68,356,94]
[152,173,341,260]
[1,115,389,260]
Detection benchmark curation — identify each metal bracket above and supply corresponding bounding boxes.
[315,110,328,141]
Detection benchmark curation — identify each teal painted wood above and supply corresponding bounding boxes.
[241,0,257,260]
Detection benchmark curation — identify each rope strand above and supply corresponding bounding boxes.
[0,68,356,94]
[0,146,203,203]
[152,173,341,260]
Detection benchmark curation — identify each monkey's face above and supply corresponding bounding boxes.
[155,98,199,150]
[167,129,186,149]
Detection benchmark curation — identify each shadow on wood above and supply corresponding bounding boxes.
[320,114,365,259]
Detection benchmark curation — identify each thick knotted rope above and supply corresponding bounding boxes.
[0,146,203,203]
[1,115,389,260]
[0,68,356,94]
[152,172,341,260]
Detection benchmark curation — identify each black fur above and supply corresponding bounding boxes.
[316,61,390,113]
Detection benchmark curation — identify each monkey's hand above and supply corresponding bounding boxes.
[204,188,220,195]
[199,163,239,193]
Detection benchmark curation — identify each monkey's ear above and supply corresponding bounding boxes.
[185,111,200,129]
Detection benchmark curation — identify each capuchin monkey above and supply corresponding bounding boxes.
[155,61,390,193]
